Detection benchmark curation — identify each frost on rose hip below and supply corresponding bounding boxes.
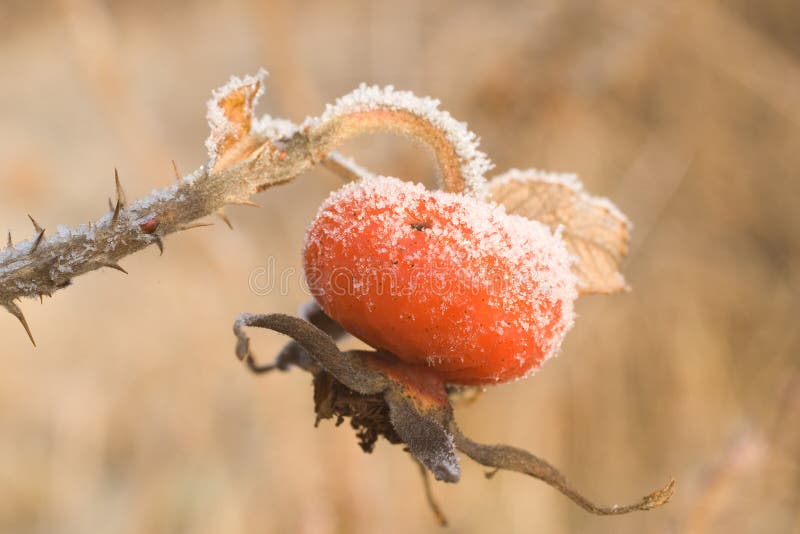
[303,176,578,385]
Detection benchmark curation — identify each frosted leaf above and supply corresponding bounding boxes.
[205,68,267,169]
[306,84,493,197]
[488,169,631,295]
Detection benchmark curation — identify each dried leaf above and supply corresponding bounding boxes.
[206,69,267,171]
[488,169,631,295]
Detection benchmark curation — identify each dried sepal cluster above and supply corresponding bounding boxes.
[0,70,492,343]
[233,306,675,522]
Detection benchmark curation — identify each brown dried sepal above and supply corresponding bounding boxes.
[232,308,674,523]
[207,73,266,173]
[488,169,631,294]
[233,312,460,482]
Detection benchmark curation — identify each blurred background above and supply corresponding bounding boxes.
[1,0,799,532]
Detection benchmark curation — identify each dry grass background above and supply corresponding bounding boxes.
[1,0,799,532]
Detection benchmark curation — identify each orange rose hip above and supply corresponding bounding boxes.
[303,176,577,385]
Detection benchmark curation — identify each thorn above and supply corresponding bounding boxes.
[216,210,233,230]
[114,168,126,209]
[172,160,181,182]
[39,294,43,304]
[4,301,36,347]
[27,216,45,252]
[31,229,45,254]
[154,236,164,255]
[100,262,128,274]
[111,199,122,227]
[227,199,261,208]
[6,231,12,249]
[178,222,214,232]
[28,214,43,233]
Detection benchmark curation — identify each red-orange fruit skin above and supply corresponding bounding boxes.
[303,178,576,386]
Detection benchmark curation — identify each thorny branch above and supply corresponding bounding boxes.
[0,71,489,344]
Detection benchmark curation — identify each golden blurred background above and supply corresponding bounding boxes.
[1,0,799,532]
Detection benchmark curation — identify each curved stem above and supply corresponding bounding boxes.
[451,424,675,515]
[308,84,491,196]
[313,109,474,194]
